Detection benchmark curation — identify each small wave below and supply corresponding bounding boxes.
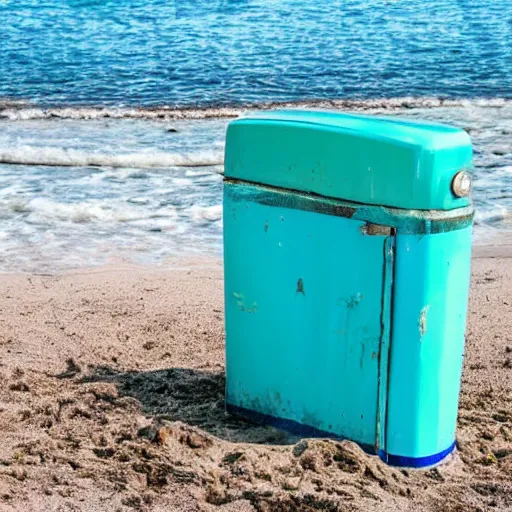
[0,145,224,169]
[1,97,511,121]
[4,196,223,228]
[4,197,180,225]
[189,204,223,223]
[0,106,242,121]
[474,206,512,226]
[4,197,121,223]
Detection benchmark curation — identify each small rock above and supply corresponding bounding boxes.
[137,422,166,444]
[493,412,509,423]
[282,476,301,490]
[493,448,512,459]
[292,440,309,457]
[92,448,115,459]
[481,430,495,441]
[9,381,29,392]
[186,432,208,449]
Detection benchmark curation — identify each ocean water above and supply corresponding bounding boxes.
[1,0,511,105]
[1,1,512,271]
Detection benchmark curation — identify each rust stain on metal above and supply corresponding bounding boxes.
[296,278,305,296]
[419,305,430,339]
[360,223,392,236]
[323,204,356,219]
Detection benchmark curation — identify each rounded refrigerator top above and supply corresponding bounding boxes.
[224,110,472,211]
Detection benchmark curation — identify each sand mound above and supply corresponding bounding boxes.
[1,258,512,511]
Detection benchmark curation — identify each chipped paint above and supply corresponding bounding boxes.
[233,292,245,311]
[296,277,305,296]
[342,293,363,309]
[233,292,258,313]
[419,305,430,339]
[246,302,258,313]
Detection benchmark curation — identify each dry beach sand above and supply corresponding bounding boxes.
[0,252,511,512]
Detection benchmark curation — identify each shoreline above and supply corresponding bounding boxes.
[472,243,512,259]
[0,239,510,278]
[2,96,512,121]
[0,254,511,511]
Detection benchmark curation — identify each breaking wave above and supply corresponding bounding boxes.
[1,97,511,121]
[0,145,224,169]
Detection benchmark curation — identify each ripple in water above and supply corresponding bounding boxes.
[1,0,511,107]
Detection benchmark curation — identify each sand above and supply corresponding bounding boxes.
[0,253,511,512]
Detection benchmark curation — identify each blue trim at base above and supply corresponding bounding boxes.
[378,441,456,468]
[227,403,456,468]
[226,403,376,454]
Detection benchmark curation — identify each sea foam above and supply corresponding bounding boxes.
[1,97,510,121]
[0,145,224,169]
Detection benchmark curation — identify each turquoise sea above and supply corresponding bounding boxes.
[1,0,511,271]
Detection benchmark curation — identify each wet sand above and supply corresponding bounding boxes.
[0,253,511,511]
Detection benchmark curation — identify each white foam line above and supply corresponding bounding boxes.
[1,97,510,121]
[0,145,224,169]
